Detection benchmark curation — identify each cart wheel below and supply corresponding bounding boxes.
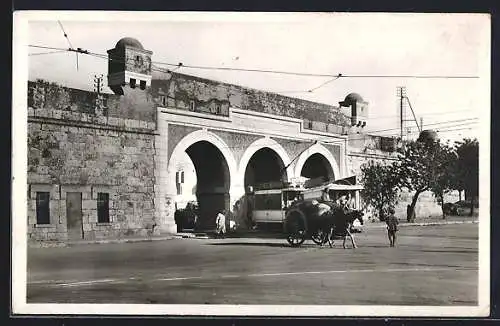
[285,209,307,247]
[311,229,328,245]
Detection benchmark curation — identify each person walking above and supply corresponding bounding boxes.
[215,210,227,238]
[386,207,399,247]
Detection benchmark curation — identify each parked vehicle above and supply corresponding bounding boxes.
[174,201,199,231]
[284,177,365,247]
[251,181,306,230]
[443,199,479,216]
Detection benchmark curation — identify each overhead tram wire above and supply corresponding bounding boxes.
[57,21,79,71]
[27,44,481,138]
[29,45,70,51]
[29,50,69,56]
[28,44,479,80]
[81,50,482,107]
[365,109,478,121]
[29,44,481,106]
[356,118,478,136]
[317,119,479,145]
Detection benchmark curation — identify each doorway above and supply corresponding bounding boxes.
[66,192,83,240]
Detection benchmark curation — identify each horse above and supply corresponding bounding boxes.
[284,199,364,248]
[323,209,364,249]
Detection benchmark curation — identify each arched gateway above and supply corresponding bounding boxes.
[168,130,238,229]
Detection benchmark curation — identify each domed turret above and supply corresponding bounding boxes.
[115,37,144,50]
[344,93,364,104]
[107,37,153,95]
[417,129,439,144]
[339,92,369,128]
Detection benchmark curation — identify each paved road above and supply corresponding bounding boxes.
[27,224,478,305]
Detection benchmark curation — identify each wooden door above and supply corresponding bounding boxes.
[66,192,83,240]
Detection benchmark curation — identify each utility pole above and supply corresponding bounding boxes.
[93,74,105,110]
[420,117,424,130]
[93,74,104,95]
[397,86,407,141]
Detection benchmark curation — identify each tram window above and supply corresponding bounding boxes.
[254,193,282,210]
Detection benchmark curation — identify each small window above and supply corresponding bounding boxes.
[181,171,185,183]
[189,101,195,111]
[216,105,221,114]
[140,80,146,90]
[161,96,166,106]
[36,192,50,224]
[130,78,136,88]
[97,193,110,223]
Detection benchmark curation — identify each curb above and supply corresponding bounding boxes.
[64,233,213,246]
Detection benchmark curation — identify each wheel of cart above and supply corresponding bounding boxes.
[285,209,308,247]
[311,228,329,245]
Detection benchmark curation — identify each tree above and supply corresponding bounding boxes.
[428,142,457,219]
[454,138,479,216]
[395,138,455,222]
[360,160,400,221]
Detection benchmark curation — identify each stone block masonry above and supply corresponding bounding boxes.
[27,81,159,243]
[151,71,351,127]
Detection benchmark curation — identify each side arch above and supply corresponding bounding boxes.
[293,143,341,181]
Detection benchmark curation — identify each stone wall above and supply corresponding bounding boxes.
[27,82,158,242]
[28,79,156,122]
[151,71,351,126]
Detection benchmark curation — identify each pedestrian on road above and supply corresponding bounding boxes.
[321,188,331,203]
[216,210,227,238]
[386,207,399,247]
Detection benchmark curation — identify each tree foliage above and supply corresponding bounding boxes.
[428,142,458,218]
[360,160,400,221]
[360,136,479,222]
[454,138,479,215]
[395,138,456,221]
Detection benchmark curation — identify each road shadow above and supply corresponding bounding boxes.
[208,242,295,248]
[207,242,345,249]
[223,233,287,240]
[207,242,368,249]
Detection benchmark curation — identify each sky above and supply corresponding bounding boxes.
[22,12,490,143]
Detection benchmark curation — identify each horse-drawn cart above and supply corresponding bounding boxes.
[284,180,365,247]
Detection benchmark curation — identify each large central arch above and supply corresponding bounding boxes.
[239,137,292,190]
[168,130,238,229]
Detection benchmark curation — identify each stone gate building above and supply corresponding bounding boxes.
[26,37,451,243]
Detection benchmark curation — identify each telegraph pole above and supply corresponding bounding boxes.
[397,86,407,141]
[93,74,105,110]
[93,74,104,95]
